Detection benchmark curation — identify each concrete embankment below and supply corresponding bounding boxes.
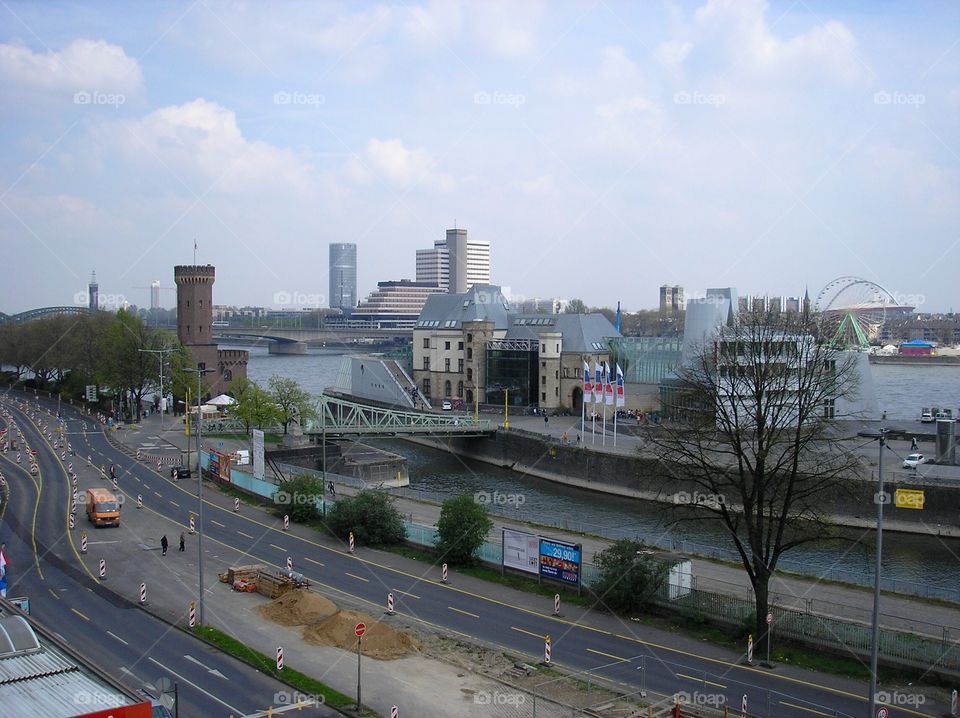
[407,429,960,537]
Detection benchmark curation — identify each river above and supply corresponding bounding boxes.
[241,345,960,597]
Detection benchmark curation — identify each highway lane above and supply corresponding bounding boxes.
[22,394,950,718]
[0,402,335,718]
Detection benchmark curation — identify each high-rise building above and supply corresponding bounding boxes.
[150,280,161,310]
[415,228,490,293]
[329,243,358,312]
[659,285,684,314]
[174,264,247,396]
[349,280,445,329]
[88,271,98,312]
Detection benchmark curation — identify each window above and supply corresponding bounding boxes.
[458,359,464,373]
[467,368,473,381]
[822,399,835,419]
[186,300,190,308]
[423,338,430,349]
[445,341,451,350]
[224,369,233,382]
[542,375,546,385]
[466,333,473,343]
[541,361,546,369]
[424,357,430,370]
[444,380,452,397]
[541,392,546,401]
[198,362,206,371]
[555,387,558,397]
[458,341,464,350]
[556,343,559,353]
[457,381,464,397]
[445,358,451,372]
[541,343,545,353]
[555,370,559,380]
[467,348,473,359]
[423,379,431,398]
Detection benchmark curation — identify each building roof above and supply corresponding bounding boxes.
[900,339,934,348]
[505,313,620,352]
[415,284,512,330]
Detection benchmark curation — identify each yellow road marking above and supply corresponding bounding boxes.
[448,606,479,619]
[779,700,834,717]
[586,647,630,663]
[71,608,90,621]
[677,672,726,689]
[345,572,369,583]
[511,626,544,640]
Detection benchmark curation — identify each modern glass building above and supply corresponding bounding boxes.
[484,339,539,407]
[608,336,683,385]
[329,243,357,312]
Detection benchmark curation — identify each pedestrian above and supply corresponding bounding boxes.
[109,464,116,480]
[328,480,336,497]
[544,414,549,426]
[179,533,185,552]
[576,433,581,443]
[160,535,168,556]
[911,437,918,450]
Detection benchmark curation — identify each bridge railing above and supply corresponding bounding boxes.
[316,394,494,435]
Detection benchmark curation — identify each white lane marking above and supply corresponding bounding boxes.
[185,654,227,679]
[237,531,255,539]
[107,630,129,645]
[147,657,243,714]
[211,520,225,528]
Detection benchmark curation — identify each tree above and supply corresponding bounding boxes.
[276,474,324,523]
[644,308,864,658]
[565,298,587,315]
[591,540,669,613]
[326,490,406,547]
[102,309,160,421]
[435,494,493,566]
[268,375,315,434]
[229,377,280,433]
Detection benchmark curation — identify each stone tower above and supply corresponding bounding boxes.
[88,271,99,312]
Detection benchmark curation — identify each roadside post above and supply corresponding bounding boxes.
[80,532,88,553]
[386,592,395,615]
[349,532,355,553]
[764,612,773,667]
[276,646,283,671]
[68,513,75,530]
[543,635,551,665]
[139,582,147,605]
[283,514,289,531]
[233,497,240,513]
[188,601,196,628]
[98,558,106,579]
[441,563,448,583]
[355,622,366,710]
[553,593,560,616]
[286,556,293,572]
[137,494,143,509]
[746,634,753,665]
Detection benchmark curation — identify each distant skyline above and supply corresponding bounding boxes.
[1,1,958,314]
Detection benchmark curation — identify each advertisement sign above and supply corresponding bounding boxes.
[539,538,581,587]
[502,528,539,575]
[252,429,265,480]
[208,452,219,481]
[77,703,152,718]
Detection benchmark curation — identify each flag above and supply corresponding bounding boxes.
[582,362,592,404]
[616,364,625,407]
[594,363,602,403]
[604,370,614,406]
[0,545,8,577]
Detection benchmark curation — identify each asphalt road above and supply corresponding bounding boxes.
[7,393,952,718]
[0,399,335,718]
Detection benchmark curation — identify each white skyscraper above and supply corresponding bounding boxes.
[415,228,490,293]
[150,280,161,309]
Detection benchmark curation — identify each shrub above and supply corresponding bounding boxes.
[326,490,406,547]
[435,494,493,566]
[275,474,324,523]
[590,539,669,614]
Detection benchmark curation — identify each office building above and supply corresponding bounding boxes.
[88,271,98,312]
[659,285,684,314]
[150,280,161,310]
[415,228,490,293]
[329,243,358,312]
[349,280,445,329]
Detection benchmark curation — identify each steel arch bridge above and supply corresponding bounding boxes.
[0,306,91,324]
[312,394,495,437]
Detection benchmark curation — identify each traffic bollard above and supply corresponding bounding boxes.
[387,592,395,615]
[234,497,240,513]
[99,559,106,579]
[139,582,147,605]
[441,563,448,584]
[283,514,289,531]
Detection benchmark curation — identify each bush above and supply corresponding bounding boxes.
[276,474,324,523]
[435,494,493,566]
[326,490,406,547]
[590,539,669,614]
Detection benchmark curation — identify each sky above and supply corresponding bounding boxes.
[1,0,958,315]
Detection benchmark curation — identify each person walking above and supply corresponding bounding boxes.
[160,535,168,556]
[178,533,185,552]
[911,437,918,451]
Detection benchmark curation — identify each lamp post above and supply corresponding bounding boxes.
[138,348,175,431]
[184,366,214,627]
[858,427,886,718]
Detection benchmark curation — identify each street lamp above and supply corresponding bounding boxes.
[184,365,214,627]
[858,427,887,718]
[138,348,175,431]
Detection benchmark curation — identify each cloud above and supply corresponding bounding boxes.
[347,138,452,191]
[514,174,555,195]
[654,40,693,69]
[402,1,465,46]
[107,99,313,194]
[0,39,142,99]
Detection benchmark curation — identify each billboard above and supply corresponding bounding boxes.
[209,451,232,483]
[502,528,539,575]
[252,429,265,480]
[539,538,582,587]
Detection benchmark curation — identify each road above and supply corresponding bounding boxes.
[6,392,952,718]
[0,398,335,718]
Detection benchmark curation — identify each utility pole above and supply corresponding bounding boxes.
[859,427,887,718]
[184,366,213,626]
[139,347,175,431]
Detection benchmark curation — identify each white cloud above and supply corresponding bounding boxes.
[469,0,542,58]
[654,40,693,69]
[403,1,465,46]
[347,138,452,191]
[0,39,142,97]
[515,174,555,195]
[596,96,660,121]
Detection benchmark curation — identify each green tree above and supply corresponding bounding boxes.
[565,298,587,315]
[276,474,325,523]
[326,490,406,547]
[102,309,160,421]
[229,377,280,433]
[591,540,669,613]
[435,494,493,566]
[268,375,315,434]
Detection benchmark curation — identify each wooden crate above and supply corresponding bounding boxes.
[226,564,264,584]
[255,571,296,600]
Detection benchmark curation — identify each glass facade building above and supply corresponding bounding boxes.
[329,243,357,312]
[485,343,538,407]
[608,336,683,385]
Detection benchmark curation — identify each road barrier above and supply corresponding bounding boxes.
[283,514,289,531]
[349,532,355,553]
[544,635,551,665]
[276,646,284,671]
[139,582,146,605]
[441,563,448,584]
[387,592,395,615]
[98,559,105,579]
[189,601,196,628]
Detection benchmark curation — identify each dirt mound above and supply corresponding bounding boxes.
[257,589,337,626]
[302,609,421,659]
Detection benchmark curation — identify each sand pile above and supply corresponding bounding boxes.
[257,589,337,627]
[302,609,421,659]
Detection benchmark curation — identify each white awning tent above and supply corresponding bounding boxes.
[206,394,237,406]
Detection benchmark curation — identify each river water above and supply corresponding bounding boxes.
[241,345,960,596]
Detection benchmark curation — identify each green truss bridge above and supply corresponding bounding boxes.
[312,394,496,437]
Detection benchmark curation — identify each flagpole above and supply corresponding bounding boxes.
[602,392,606,447]
[580,386,585,444]
[614,404,617,447]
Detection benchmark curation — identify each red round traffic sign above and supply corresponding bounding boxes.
[355,622,366,637]
[766,612,773,625]
[876,707,888,718]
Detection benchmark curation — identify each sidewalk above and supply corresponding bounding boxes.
[129,412,960,640]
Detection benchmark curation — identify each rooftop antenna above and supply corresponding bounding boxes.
[193,237,198,265]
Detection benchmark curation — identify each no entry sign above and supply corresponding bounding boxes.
[355,622,366,637]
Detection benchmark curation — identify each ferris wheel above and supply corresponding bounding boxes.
[814,276,900,349]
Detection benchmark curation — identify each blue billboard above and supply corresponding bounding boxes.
[538,538,581,587]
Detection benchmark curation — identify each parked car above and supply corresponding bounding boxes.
[441,400,452,411]
[170,465,191,480]
[920,409,934,423]
[902,453,929,469]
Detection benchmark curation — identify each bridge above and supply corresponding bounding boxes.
[312,394,494,437]
[0,306,91,324]
[213,326,412,354]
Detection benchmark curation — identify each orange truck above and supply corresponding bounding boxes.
[86,487,120,527]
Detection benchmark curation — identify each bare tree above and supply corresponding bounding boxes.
[645,309,866,658]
